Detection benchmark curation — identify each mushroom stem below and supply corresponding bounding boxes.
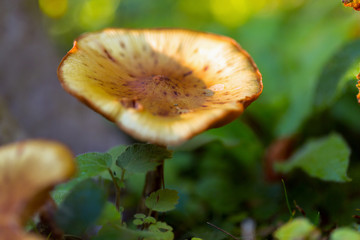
[139,158,165,217]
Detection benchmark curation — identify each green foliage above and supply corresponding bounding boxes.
[145,221,174,240]
[314,39,360,109]
[145,189,179,212]
[76,152,112,178]
[330,228,360,240]
[273,218,320,240]
[55,179,107,236]
[93,225,143,240]
[107,145,127,160]
[51,143,177,239]
[94,224,174,240]
[117,144,172,173]
[52,147,125,204]
[276,133,351,182]
[274,218,360,240]
[174,120,263,167]
[133,213,156,225]
[97,202,122,225]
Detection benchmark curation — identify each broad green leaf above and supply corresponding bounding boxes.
[274,218,320,240]
[106,145,127,180]
[133,219,143,226]
[55,179,107,235]
[191,238,203,240]
[145,189,179,212]
[97,202,122,225]
[116,144,172,173]
[92,225,141,240]
[52,179,81,205]
[175,120,261,149]
[174,120,263,167]
[107,145,127,160]
[275,133,351,182]
[330,227,360,240]
[76,152,112,178]
[314,39,360,109]
[146,221,174,240]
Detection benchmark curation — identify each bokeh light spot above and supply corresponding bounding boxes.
[38,0,68,18]
[79,0,121,30]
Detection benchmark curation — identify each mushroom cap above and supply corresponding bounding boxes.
[343,0,360,10]
[0,140,75,239]
[58,28,263,146]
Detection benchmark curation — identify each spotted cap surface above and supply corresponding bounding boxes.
[58,29,263,146]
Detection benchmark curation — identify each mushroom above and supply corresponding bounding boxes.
[342,0,360,10]
[0,140,75,240]
[57,28,263,146]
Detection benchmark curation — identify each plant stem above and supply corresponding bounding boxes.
[207,222,240,240]
[108,168,123,211]
[281,179,293,219]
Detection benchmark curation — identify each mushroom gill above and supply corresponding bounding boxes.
[58,29,263,146]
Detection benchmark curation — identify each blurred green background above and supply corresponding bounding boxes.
[2,0,360,239]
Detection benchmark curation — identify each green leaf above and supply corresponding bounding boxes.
[116,144,172,173]
[52,152,114,205]
[133,219,144,226]
[275,133,351,182]
[145,189,179,212]
[314,39,360,109]
[330,228,360,240]
[146,221,174,240]
[173,120,263,167]
[97,202,122,225]
[134,213,146,219]
[144,216,156,224]
[107,145,127,160]
[106,145,127,179]
[92,225,140,240]
[55,179,107,235]
[93,225,166,240]
[274,218,320,240]
[76,152,112,178]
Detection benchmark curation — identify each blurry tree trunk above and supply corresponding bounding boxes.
[0,96,26,144]
[0,0,129,152]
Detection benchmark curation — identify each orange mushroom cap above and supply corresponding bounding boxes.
[58,28,263,146]
[342,0,360,10]
[0,140,75,240]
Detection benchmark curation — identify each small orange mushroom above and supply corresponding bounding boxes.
[342,0,360,10]
[58,29,262,146]
[0,140,75,240]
